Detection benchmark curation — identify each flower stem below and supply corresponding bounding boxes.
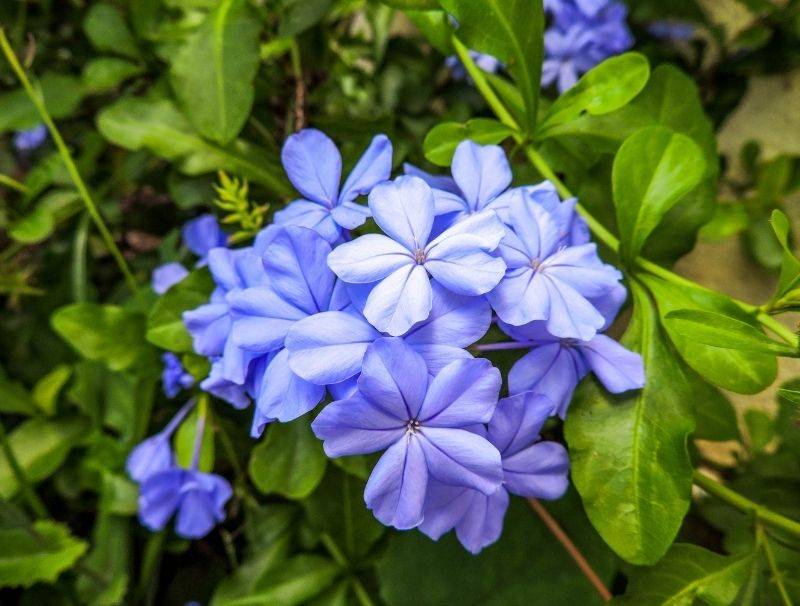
[473,340,536,352]
[351,577,377,606]
[0,29,138,293]
[693,471,800,539]
[527,499,612,602]
[0,419,48,519]
[0,173,28,194]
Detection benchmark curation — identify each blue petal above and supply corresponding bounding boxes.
[228,286,307,353]
[327,234,412,284]
[419,481,473,541]
[137,468,184,531]
[273,200,341,243]
[579,335,645,393]
[254,348,325,422]
[368,176,435,251]
[363,264,433,336]
[402,162,461,195]
[183,303,231,357]
[174,471,232,539]
[487,392,555,456]
[281,128,342,205]
[502,441,569,500]
[200,359,251,409]
[183,215,227,260]
[450,141,512,212]
[338,134,393,205]
[419,358,501,427]
[126,435,173,483]
[507,194,562,260]
[454,487,508,554]
[418,428,503,495]
[358,338,429,420]
[330,201,371,230]
[151,262,189,294]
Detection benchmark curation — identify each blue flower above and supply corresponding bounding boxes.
[312,338,503,530]
[445,50,502,82]
[161,352,195,398]
[485,187,622,339]
[275,129,392,243]
[327,175,506,336]
[542,0,633,92]
[138,467,232,539]
[126,401,194,483]
[419,392,569,553]
[183,214,227,265]
[647,21,695,41]
[13,124,47,152]
[226,226,347,430]
[152,262,189,294]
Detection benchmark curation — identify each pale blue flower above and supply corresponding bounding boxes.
[161,353,195,398]
[13,124,47,152]
[152,262,189,295]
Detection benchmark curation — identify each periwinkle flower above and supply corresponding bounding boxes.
[152,262,189,295]
[13,124,47,152]
[275,128,392,243]
[327,175,506,336]
[183,214,227,265]
[420,392,569,553]
[161,352,195,398]
[486,190,623,340]
[312,338,503,530]
[126,401,194,483]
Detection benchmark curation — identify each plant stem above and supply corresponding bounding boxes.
[351,577,377,606]
[473,340,536,352]
[0,419,48,519]
[757,523,794,606]
[757,312,798,347]
[0,173,28,194]
[0,29,138,293]
[71,213,90,303]
[693,471,800,539]
[290,39,305,131]
[528,499,612,602]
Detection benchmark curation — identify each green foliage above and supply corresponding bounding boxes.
[83,3,141,60]
[147,269,214,352]
[0,73,84,133]
[424,118,514,166]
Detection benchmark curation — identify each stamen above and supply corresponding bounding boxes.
[413,248,427,264]
[405,419,421,434]
[530,258,542,271]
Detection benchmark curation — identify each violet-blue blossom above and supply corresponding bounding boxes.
[327,175,506,336]
[274,128,392,243]
[312,338,503,530]
[13,124,47,152]
[445,50,502,82]
[161,352,195,398]
[183,214,227,265]
[420,392,569,553]
[152,262,189,294]
[126,401,194,483]
[486,187,623,340]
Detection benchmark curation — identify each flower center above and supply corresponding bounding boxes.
[530,257,542,271]
[413,248,427,264]
[405,419,421,435]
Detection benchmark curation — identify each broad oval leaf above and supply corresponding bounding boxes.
[613,125,706,263]
[770,209,800,299]
[564,283,694,565]
[146,269,214,352]
[9,191,81,244]
[423,118,514,166]
[83,3,141,60]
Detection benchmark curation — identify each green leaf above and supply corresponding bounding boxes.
[174,405,215,473]
[8,191,81,244]
[146,269,214,352]
[405,10,453,55]
[564,283,694,565]
[0,520,88,588]
[538,53,650,136]
[439,0,543,134]
[613,125,706,263]
[170,0,261,144]
[75,512,130,605]
[665,309,796,357]
[0,73,84,134]
[777,387,800,406]
[744,409,774,453]
[51,304,149,372]
[249,418,327,499]
[380,0,438,8]
[97,95,291,195]
[692,382,739,442]
[81,57,144,94]
[0,370,36,416]
[613,544,753,605]
[770,209,800,298]
[32,365,72,416]
[376,493,616,605]
[279,0,335,37]
[83,3,141,59]
[0,416,89,499]
[423,118,514,166]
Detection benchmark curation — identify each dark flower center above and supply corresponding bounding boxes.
[406,419,421,434]
[413,248,427,264]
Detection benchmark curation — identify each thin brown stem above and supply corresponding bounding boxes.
[528,499,612,602]
[290,40,305,131]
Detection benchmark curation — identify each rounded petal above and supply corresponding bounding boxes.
[327,234,412,284]
[580,335,645,393]
[368,176,435,251]
[281,128,342,205]
[450,141,512,212]
[418,428,503,495]
[488,392,556,456]
[152,262,189,294]
[403,162,461,195]
[183,214,226,259]
[419,481,472,541]
[365,437,428,530]
[502,441,569,500]
[330,201,371,230]
[183,303,231,358]
[540,274,606,341]
[137,468,184,532]
[363,264,433,336]
[454,487,509,554]
[424,244,506,296]
[507,195,562,260]
[419,358,501,427]
[273,199,341,243]
[228,286,306,353]
[254,349,325,422]
[338,134,393,204]
[358,337,429,420]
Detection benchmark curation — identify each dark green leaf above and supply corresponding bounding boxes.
[613,125,706,263]
[170,0,261,144]
[249,418,327,499]
[8,191,81,244]
[146,269,213,352]
[381,0,438,8]
[565,283,694,565]
[0,73,84,134]
[83,3,141,59]
[691,378,739,442]
[0,368,37,416]
[423,118,514,166]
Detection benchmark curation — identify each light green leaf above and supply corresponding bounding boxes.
[0,520,88,588]
[405,10,452,55]
[613,543,753,605]
[97,95,291,195]
[8,190,81,244]
[32,365,72,416]
[279,0,335,37]
[51,304,149,371]
[146,269,214,352]
[380,0,438,8]
[744,409,774,453]
[439,0,543,134]
[170,0,261,144]
[83,3,141,59]
[538,53,650,136]
[0,369,36,416]
[0,73,84,134]
[770,209,800,299]
[81,57,144,93]
[777,387,800,406]
[423,118,514,166]
[174,405,215,473]
[613,125,706,263]
[565,283,694,565]
[641,275,778,394]
[249,418,327,500]
[664,309,796,357]
[0,416,89,499]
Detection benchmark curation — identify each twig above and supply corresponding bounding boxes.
[290,40,305,131]
[528,499,612,602]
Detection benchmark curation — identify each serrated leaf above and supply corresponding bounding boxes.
[423,118,514,166]
[147,269,214,352]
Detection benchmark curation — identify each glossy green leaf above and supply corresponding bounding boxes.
[0,73,84,134]
[0,520,88,588]
[665,309,796,356]
[538,53,650,136]
[174,405,215,473]
[439,0,543,133]
[146,269,214,352]
[613,125,706,263]
[613,544,753,605]
[565,283,694,565]
[770,209,800,298]
[691,378,739,442]
[641,275,778,394]
[170,0,261,144]
[32,365,72,416]
[81,57,144,93]
[97,95,291,195]
[777,387,800,406]
[0,416,89,499]
[8,191,81,244]
[52,304,148,372]
[423,118,514,166]
[249,419,327,500]
[83,3,141,59]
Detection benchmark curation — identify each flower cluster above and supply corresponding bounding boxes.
[134,129,644,553]
[543,0,634,92]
